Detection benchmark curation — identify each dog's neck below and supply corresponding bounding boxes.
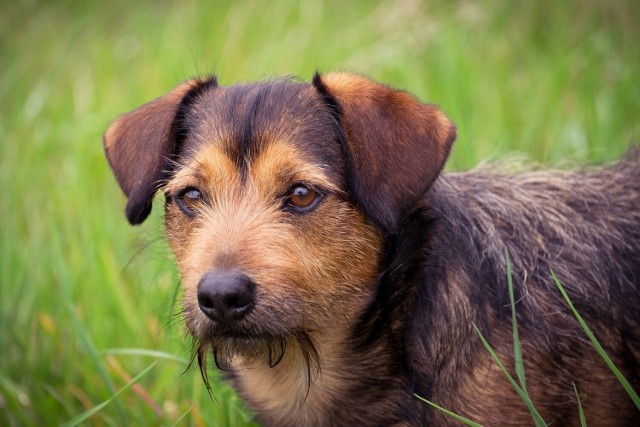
[228,320,365,425]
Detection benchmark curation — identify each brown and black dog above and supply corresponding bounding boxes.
[104,72,640,426]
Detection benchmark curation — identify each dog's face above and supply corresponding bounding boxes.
[103,72,456,369]
[163,81,385,366]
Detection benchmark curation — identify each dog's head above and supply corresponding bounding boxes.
[104,72,455,369]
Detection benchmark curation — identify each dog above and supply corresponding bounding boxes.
[104,72,640,426]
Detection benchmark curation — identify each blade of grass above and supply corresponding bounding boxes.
[106,355,163,416]
[414,394,484,427]
[505,250,527,393]
[551,271,640,410]
[101,348,189,365]
[572,382,587,427]
[473,324,546,427]
[170,404,195,427]
[60,361,157,427]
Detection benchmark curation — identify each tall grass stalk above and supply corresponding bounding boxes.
[475,250,545,426]
[573,382,587,427]
[552,271,640,410]
[413,394,483,427]
[506,251,527,393]
[100,348,190,365]
[472,325,547,427]
[60,362,157,427]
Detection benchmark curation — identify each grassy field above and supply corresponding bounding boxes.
[1,0,639,425]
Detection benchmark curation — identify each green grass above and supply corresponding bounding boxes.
[1,0,639,425]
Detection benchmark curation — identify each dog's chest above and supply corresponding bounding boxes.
[230,357,341,426]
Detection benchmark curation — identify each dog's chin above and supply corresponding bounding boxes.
[193,326,320,375]
[198,333,288,370]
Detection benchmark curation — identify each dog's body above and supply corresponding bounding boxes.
[104,73,640,426]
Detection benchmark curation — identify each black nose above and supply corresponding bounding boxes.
[197,271,256,322]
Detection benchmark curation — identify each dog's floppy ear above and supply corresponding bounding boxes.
[103,78,214,225]
[313,72,456,233]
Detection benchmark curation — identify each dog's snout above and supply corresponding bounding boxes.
[197,271,256,322]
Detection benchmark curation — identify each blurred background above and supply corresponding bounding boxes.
[1,0,639,425]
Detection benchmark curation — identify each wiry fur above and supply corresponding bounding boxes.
[403,158,640,425]
[103,72,640,426]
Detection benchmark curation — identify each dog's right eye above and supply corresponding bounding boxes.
[176,188,203,217]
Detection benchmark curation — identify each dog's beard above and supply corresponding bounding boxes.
[206,334,288,370]
[192,330,320,395]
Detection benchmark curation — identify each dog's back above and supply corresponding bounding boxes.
[407,153,640,425]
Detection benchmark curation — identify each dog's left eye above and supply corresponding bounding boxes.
[285,184,322,212]
[177,188,203,217]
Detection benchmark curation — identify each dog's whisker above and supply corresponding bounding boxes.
[196,345,214,398]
